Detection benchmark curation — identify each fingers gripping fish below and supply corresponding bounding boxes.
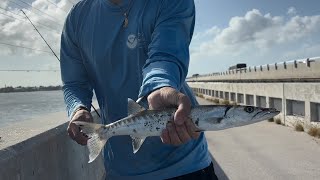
[75,98,280,163]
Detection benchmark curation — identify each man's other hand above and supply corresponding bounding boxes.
[147,87,200,146]
[67,109,93,145]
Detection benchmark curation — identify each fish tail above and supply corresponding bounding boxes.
[74,121,109,163]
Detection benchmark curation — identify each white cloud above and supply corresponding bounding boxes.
[0,1,9,8]
[191,9,320,61]
[0,0,75,56]
[287,7,297,16]
[193,26,220,41]
[215,10,281,45]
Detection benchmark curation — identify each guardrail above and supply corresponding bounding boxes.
[187,57,320,82]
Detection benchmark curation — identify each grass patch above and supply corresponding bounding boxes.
[268,117,274,122]
[213,99,220,104]
[220,99,230,105]
[308,127,320,138]
[230,102,238,106]
[205,98,214,102]
[197,93,204,98]
[295,123,304,132]
[275,118,282,125]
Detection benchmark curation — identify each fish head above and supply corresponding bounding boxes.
[197,105,280,130]
[222,105,280,127]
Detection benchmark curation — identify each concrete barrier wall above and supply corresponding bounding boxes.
[0,112,105,180]
[187,57,320,82]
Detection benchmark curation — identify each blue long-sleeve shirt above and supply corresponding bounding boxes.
[60,0,211,179]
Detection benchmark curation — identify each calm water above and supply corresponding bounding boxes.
[0,91,67,127]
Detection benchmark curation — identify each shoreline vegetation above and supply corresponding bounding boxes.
[0,85,62,93]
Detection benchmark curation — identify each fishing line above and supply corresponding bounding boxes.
[21,9,101,118]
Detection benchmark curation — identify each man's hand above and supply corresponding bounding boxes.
[147,87,200,146]
[67,108,93,145]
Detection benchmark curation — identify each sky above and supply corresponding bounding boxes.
[0,0,320,87]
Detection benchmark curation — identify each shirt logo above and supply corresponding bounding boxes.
[127,34,138,49]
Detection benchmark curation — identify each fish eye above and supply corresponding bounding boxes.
[244,106,254,113]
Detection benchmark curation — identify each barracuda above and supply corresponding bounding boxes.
[75,98,280,163]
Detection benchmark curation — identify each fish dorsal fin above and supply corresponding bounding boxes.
[128,98,146,115]
[130,135,146,153]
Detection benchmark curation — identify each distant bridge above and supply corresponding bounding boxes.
[187,57,320,83]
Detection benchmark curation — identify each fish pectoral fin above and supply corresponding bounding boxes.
[127,98,146,116]
[130,135,147,154]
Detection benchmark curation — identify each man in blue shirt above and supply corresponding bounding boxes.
[60,0,218,179]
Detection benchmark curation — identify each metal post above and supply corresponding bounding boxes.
[283,83,286,125]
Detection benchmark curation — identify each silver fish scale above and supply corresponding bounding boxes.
[106,106,229,137]
[107,109,176,137]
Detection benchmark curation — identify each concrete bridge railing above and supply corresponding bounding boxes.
[0,110,105,180]
[187,57,320,82]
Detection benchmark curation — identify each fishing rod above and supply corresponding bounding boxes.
[21,10,101,118]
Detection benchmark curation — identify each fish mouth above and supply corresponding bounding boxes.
[252,108,280,120]
[264,108,281,116]
[261,107,280,114]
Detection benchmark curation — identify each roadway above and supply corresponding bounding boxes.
[197,98,320,180]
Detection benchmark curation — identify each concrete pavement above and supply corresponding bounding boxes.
[0,101,99,150]
[0,111,67,150]
[197,97,320,180]
[0,102,105,180]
